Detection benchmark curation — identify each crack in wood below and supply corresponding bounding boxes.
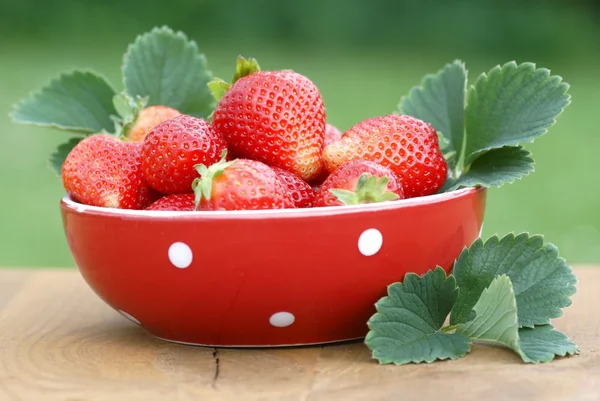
[211,348,220,389]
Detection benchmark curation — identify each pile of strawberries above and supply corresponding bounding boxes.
[62,58,448,212]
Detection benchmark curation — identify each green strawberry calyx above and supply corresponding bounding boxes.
[192,149,237,210]
[329,173,400,205]
[110,91,149,139]
[207,56,261,104]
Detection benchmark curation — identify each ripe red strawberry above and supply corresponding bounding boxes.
[141,114,228,194]
[313,160,404,207]
[324,123,342,146]
[323,114,447,198]
[145,193,195,211]
[193,157,295,211]
[272,166,316,208]
[309,123,343,185]
[62,134,159,209]
[211,60,326,182]
[127,105,181,143]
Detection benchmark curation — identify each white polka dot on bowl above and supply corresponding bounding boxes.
[358,228,383,256]
[269,312,295,327]
[168,242,193,268]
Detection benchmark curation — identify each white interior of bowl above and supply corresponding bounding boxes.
[61,186,483,220]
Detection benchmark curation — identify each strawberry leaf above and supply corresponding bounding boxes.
[441,146,534,192]
[464,61,570,164]
[456,275,522,354]
[49,137,83,175]
[11,70,117,134]
[122,26,214,118]
[398,60,467,172]
[365,267,471,365]
[518,324,579,363]
[456,275,578,363]
[450,233,577,328]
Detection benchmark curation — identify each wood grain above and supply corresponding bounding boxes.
[0,269,34,311]
[0,266,598,401]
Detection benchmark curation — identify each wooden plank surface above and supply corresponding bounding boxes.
[0,266,598,401]
[0,269,34,311]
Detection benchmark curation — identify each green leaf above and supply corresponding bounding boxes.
[365,267,471,365]
[456,275,521,352]
[207,78,231,104]
[111,91,148,137]
[122,26,214,118]
[232,56,261,83]
[11,70,117,134]
[464,61,570,164]
[208,56,262,104]
[450,233,577,328]
[112,91,147,121]
[49,137,83,175]
[398,60,467,168]
[329,173,400,205]
[441,146,534,192]
[436,131,451,152]
[193,151,236,209]
[518,324,579,363]
[456,275,578,363]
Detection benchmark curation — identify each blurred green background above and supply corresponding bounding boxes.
[1,0,599,268]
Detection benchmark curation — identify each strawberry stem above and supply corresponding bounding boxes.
[207,78,231,104]
[110,91,148,139]
[329,173,400,205]
[191,149,237,210]
[207,56,261,104]
[232,56,261,83]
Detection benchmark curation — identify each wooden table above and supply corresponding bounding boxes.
[0,267,598,401]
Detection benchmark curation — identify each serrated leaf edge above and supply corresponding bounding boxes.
[121,25,215,114]
[442,146,535,192]
[455,276,577,364]
[450,232,578,328]
[398,59,467,112]
[518,325,580,363]
[465,61,571,164]
[366,267,471,365]
[10,69,117,134]
[397,59,467,158]
[48,136,83,176]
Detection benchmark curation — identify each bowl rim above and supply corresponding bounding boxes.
[60,186,485,220]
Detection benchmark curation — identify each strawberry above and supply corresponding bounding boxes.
[192,156,295,211]
[324,123,342,146]
[309,123,342,185]
[211,57,326,182]
[126,105,181,143]
[140,114,228,195]
[145,193,195,211]
[272,166,316,208]
[313,160,404,207]
[323,114,447,198]
[62,134,159,209]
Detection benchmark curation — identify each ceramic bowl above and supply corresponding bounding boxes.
[60,186,486,347]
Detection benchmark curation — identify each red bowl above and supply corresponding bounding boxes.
[60,187,486,347]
